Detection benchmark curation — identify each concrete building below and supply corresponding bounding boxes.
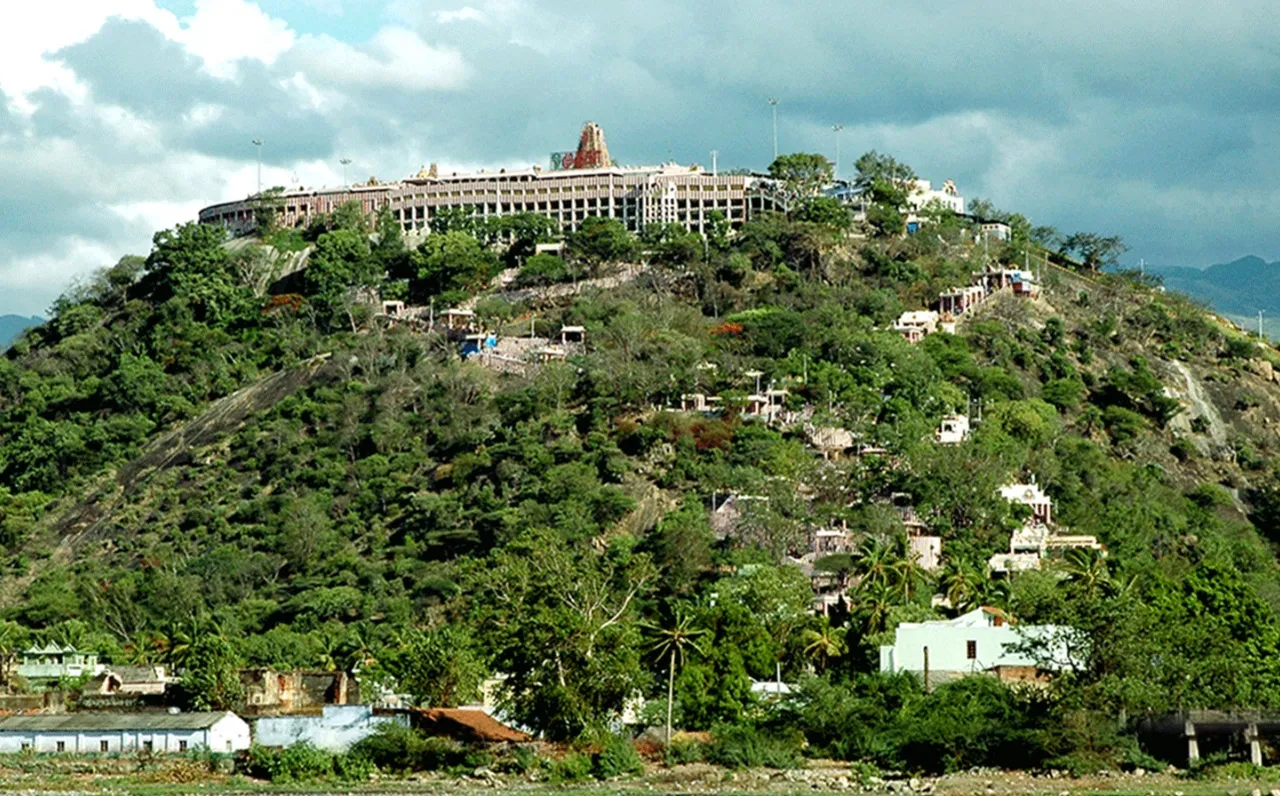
[84,666,170,697]
[908,534,943,572]
[0,712,250,755]
[979,221,1012,242]
[1000,480,1053,525]
[241,670,356,714]
[879,607,1070,685]
[17,645,104,682]
[938,284,988,317]
[253,705,406,752]
[908,179,965,215]
[199,124,779,238]
[895,310,940,344]
[936,414,971,445]
[989,479,1103,574]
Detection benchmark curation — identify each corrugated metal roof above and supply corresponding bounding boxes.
[0,712,234,732]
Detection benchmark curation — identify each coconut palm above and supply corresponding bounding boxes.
[802,620,847,673]
[1062,547,1114,597]
[849,580,897,636]
[938,560,985,613]
[643,612,708,746]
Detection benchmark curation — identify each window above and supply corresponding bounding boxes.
[966,640,978,660]
[100,740,110,753]
[56,741,65,752]
[179,741,188,752]
[143,741,153,752]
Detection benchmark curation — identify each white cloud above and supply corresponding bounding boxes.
[4,237,119,291]
[435,6,485,24]
[172,0,296,79]
[288,26,469,91]
[0,1,174,107]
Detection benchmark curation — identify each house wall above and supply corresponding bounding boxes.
[0,716,250,755]
[880,624,1046,675]
[253,705,407,752]
[209,715,252,753]
[0,729,210,755]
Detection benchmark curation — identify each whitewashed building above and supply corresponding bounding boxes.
[879,607,1072,684]
[936,414,971,445]
[907,179,965,215]
[0,712,250,755]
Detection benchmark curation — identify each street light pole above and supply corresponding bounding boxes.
[340,158,352,186]
[832,124,844,181]
[767,98,780,162]
[252,139,265,195]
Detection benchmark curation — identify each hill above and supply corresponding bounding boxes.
[0,315,41,348]
[4,160,1280,772]
[1151,255,1280,331]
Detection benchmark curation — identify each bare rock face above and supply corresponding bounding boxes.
[1247,358,1275,382]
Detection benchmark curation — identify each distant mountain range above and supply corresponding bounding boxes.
[0,315,42,348]
[1150,256,1280,331]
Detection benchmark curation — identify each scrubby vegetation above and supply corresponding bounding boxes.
[3,151,1280,775]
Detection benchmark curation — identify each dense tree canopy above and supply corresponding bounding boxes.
[0,149,1277,776]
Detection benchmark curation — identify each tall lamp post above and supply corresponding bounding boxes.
[767,98,780,162]
[832,124,844,181]
[252,139,265,195]
[340,157,352,186]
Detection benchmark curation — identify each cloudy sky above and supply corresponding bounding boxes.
[2,0,1279,316]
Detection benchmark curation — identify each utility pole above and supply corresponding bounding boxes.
[1260,310,1265,340]
[710,150,718,177]
[767,98,780,162]
[832,124,844,181]
[252,139,265,195]
[1139,258,1145,277]
[340,157,352,186]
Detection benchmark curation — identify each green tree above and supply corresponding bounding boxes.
[181,634,245,711]
[792,196,853,230]
[410,231,500,303]
[304,229,378,330]
[395,626,485,707]
[469,529,656,739]
[566,217,637,275]
[769,153,833,206]
[520,252,568,287]
[145,222,249,324]
[1062,232,1128,272]
[852,151,917,193]
[644,612,707,745]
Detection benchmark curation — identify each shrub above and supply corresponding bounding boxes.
[594,735,643,779]
[333,751,375,782]
[245,743,334,782]
[665,737,707,766]
[1170,437,1197,462]
[707,725,803,770]
[350,723,464,773]
[497,744,540,775]
[549,752,594,783]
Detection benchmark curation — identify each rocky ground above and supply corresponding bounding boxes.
[3,762,1280,795]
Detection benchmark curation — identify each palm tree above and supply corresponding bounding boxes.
[852,537,893,591]
[802,620,847,673]
[643,613,708,746]
[1062,547,1114,597]
[849,580,896,636]
[938,560,984,613]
